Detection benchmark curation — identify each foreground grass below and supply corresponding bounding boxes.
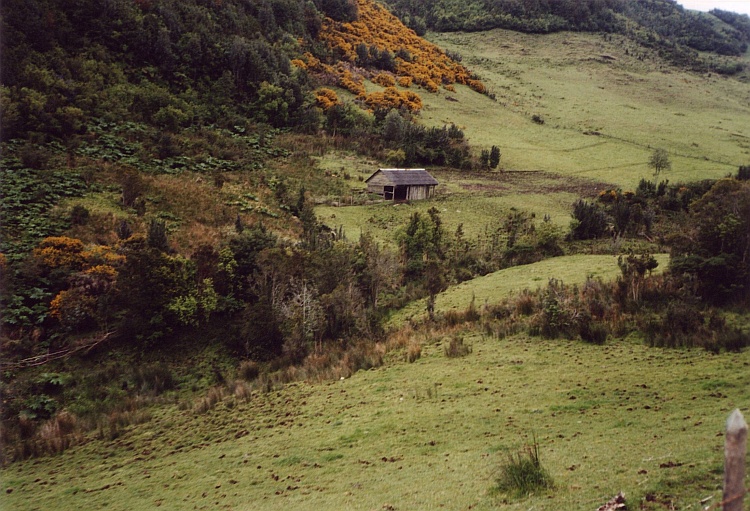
[389,253,669,326]
[3,332,748,510]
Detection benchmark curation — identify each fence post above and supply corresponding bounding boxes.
[723,409,747,511]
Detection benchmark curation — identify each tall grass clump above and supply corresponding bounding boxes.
[130,364,175,395]
[406,340,422,363]
[495,438,554,499]
[444,334,472,358]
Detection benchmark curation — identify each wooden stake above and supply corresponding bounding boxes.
[723,409,747,511]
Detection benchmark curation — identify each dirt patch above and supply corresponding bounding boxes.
[459,183,510,193]
[455,171,614,198]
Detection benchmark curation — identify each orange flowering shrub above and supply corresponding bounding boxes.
[397,76,413,87]
[315,88,340,109]
[33,237,86,269]
[372,72,396,87]
[339,69,366,97]
[423,79,439,92]
[301,52,326,72]
[291,59,307,69]
[364,87,422,112]
[83,264,119,280]
[319,0,487,97]
[50,289,96,324]
[34,236,124,273]
[444,84,456,92]
[467,79,487,95]
[84,245,125,266]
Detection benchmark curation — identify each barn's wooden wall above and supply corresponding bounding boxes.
[407,186,431,200]
[366,172,391,194]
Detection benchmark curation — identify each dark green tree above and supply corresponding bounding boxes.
[489,145,501,169]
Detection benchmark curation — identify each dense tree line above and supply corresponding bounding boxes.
[570,171,750,306]
[0,0,338,140]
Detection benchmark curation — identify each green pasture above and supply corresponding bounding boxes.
[421,30,749,189]
[4,331,748,510]
[389,253,670,326]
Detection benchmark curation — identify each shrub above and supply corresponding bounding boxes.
[578,317,609,345]
[70,204,90,225]
[714,328,750,352]
[238,360,261,381]
[495,438,554,499]
[444,335,472,358]
[119,168,146,208]
[569,200,609,240]
[642,302,706,348]
[20,144,50,169]
[515,290,537,316]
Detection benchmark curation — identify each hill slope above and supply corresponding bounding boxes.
[3,333,749,510]
[386,0,750,73]
[417,29,750,187]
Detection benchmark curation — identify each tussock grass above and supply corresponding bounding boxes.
[406,340,422,363]
[444,334,472,358]
[494,438,554,499]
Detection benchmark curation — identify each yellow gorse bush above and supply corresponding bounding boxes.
[316,0,488,109]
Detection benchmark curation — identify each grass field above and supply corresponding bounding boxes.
[3,332,748,511]
[421,30,749,189]
[316,30,749,246]
[388,253,670,326]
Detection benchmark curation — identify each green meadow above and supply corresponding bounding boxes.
[3,332,748,510]
[422,30,749,189]
[316,169,604,245]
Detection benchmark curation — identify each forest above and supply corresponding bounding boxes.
[1,0,749,476]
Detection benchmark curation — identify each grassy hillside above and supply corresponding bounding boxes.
[385,0,750,71]
[3,332,749,510]
[419,30,750,189]
[389,253,670,326]
[2,0,750,507]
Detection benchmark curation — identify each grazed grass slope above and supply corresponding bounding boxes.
[420,30,750,188]
[388,253,670,326]
[3,333,748,510]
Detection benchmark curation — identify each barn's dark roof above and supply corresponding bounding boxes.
[365,169,438,186]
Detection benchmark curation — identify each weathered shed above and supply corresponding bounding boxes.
[365,168,438,201]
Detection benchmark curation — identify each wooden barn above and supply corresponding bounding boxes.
[365,168,438,201]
